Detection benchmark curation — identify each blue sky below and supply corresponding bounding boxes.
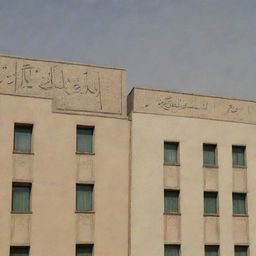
[0,0,256,98]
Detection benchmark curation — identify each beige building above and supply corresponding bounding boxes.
[0,54,255,256]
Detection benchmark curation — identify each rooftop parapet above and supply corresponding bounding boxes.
[0,54,126,117]
[128,87,256,125]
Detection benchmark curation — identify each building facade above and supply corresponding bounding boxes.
[0,54,255,256]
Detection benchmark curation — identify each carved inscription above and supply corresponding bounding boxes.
[0,56,123,114]
[135,89,256,124]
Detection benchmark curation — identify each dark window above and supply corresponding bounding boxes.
[12,183,31,212]
[164,190,179,213]
[76,244,93,256]
[232,146,246,167]
[10,246,29,256]
[164,142,179,164]
[203,144,217,166]
[14,124,33,152]
[76,184,93,211]
[233,193,246,215]
[204,192,218,215]
[76,126,94,153]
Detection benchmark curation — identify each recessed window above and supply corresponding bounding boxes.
[14,124,33,153]
[164,190,179,213]
[164,245,180,256]
[235,245,248,256]
[10,246,29,256]
[233,193,247,215]
[204,192,218,215]
[12,183,31,213]
[76,184,93,211]
[76,244,93,256]
[232,146,246,167]
[205,245,219,256]
[203,144,217,166]
[76,126,94,153]
[164,142,179,164]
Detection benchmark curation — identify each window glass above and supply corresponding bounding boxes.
[14,125,32,152]
[232,146,245,166]
[164,142,178,164]
[76,184,93,211]
[205,245,219,256]
[76,245,93,256]
[164,245,180,256]
[10,246,29,256]
[233,193,246,214]
[204,192,218,214]
[235,246,248,256]
[203,144,216,166]
[164,190,179,213]
[12,185,31,212]
[77,127,94,153]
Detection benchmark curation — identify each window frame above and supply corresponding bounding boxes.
[232,145,246,168]
[234,245,248,256]
[76,183,94,213]
[232,193,247,216]
[204,191,219,216]
[164,189,180,214]
[76,125,95,154]
[205,245,219,256]
[164,141,180,165]
[10,246,30,256]
[203,143,218,167]
[76,244,93,256]
[11,182,32,214]
[164,244,180,256]
[13,123,33,154]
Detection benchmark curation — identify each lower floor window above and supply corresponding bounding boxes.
[164,244,180,256]
[76,244,93,256]
[235,246,248,256]
[205,245,219,256]
[10,246,29,256]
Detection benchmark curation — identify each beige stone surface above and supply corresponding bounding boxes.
[0,55,126,116]
[233,217,249,244]
[12,154,34,181]
[11,214,31,245]
[233,168,247,192]
[76,154,94,182]
[130,87,256,124]
[164,215,181,243]
[76,213,94,243]
[164,165,180,189]
[204,168,218,191]
[204,216,219,244]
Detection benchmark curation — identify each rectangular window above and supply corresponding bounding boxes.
[233,193,246,215]
[164,142,179,164]
[10,246,29,256]
[232,146,246,167]
[203,144,217,166]
[76,184,93,211]
[235,246,248,256]
[204,192,218,215]
[12,183,31,212]
[164,245,180,256]
[164,190,179,213]
[14,124,33,152]
[76,126,94,153]
[76,244,93,256]
[205,245,219,256]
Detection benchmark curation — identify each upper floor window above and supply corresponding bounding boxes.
[76,126,94,153]
[164,244,180,256]
[233,193,247,215]
[204,192,218,215]
[14,124,33,153]
[10,246,30,256]
[164,142,179,164]
[76,184,93,212]
[235,245,248,256]
[12,183,31,213]
[203,144,217,166]
[232,145,246,167]
[164,190,179,214]
[76,244,93,256]
[205,245,219,256]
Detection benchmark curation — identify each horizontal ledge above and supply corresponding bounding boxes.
[75,152,95,155]
[164,212,181,216]
[233,165,247,169]
[204,214,219,217]
[11,211,32,214]
[163,163,180,166]
[233,214,248,217]
[203,165,219,168]
[75,211,95,214]
[13,151,34,155]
